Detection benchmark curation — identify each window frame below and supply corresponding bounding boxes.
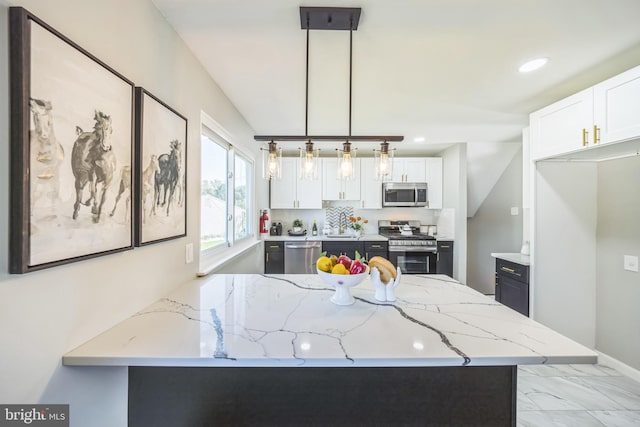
[200,113,256,262]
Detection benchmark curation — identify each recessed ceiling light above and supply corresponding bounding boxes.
[413,137,425,143]
[519,58,548,73]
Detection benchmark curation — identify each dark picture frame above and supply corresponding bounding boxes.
[9,7,135,273]
[134,88,187,246]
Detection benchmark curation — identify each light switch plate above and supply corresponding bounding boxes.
[510,207,519,216]
[624,255,638,272]
[185,243,194,264]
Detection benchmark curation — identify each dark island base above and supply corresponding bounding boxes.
[129,365,516,426]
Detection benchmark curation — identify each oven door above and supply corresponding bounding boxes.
[388,248,437,274]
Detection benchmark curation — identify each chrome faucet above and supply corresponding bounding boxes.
[338,212,348,234]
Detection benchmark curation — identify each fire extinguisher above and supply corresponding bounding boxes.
[259,210,269,234]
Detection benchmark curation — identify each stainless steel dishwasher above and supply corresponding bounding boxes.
[284,241,322,274]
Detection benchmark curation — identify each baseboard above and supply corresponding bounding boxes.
[597,350,640,383]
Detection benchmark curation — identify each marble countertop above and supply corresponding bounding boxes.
[63,274,596,368]
[491,252,531,266]
[262,234,388,242]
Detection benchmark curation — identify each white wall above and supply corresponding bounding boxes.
[596,156,640,371]
[467,148,523,294]
[0,1,265,425]
[442,143,467,283]
[534,162,597,348]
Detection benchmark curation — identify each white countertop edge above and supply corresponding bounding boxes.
[198,239,262,277]
[491,252,531,266]
[63,354,597,368]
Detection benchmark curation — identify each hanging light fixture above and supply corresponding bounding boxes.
[261,141,282,180]
[337,141,356,180]
[373,140,394,181]
[299,140,319,180]
[254,7,404,169]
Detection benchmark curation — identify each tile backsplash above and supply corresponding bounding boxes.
[269,204,444,236]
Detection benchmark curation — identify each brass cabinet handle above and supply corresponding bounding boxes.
[365,252,369,259]
[370,244,382,249]
[266,252,269,263]
[582,128,588,146]
[269,245,279,248]
[500,266,521,276]
[440,245,450,248]
[593,125,600,144]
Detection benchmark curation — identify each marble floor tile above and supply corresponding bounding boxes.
[517,410,605,427]
[519,375,625,411]
[573,376,640,410]
[588,410,640,427]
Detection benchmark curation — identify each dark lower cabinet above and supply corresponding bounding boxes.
[264,242,284,274]
[436,241,454,277]
[322,241,365,260]
[364,241,388,261]
[495,258,529,317]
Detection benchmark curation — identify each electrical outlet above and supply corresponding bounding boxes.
[510,207,519,216]
[185,243,194,264]
[624,255,638,272]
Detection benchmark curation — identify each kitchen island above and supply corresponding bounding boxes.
[64,274,596,426]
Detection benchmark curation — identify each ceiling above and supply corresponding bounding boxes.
[152,0,640,156]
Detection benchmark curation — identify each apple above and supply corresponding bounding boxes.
[337,255,352,270]
[349,260,366,275]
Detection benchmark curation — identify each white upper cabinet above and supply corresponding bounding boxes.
[530,65,640,161]
[391,158,427,182]
[530,88,594,160]
[270,157,322,209]
[593,65,640,144]
[360,158,382,209]
[322,158,361,201]
[425,157,443,209]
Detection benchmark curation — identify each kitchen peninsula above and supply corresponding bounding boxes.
[64,274,596,426]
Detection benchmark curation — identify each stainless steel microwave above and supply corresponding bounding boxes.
[382,182,428,207]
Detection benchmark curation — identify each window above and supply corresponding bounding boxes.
[201,123,253,255]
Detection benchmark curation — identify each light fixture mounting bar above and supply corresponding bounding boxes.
[254,135,404,142]
[299,7,361,30]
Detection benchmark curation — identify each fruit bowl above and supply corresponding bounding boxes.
[316,265,370,306]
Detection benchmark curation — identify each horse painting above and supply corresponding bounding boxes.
[71,111,117,223]
[109,165,131,222]
[154,139,182,216]
[29,98,64,217]
[141,154,159,223]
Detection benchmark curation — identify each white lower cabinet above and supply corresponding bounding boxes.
[270,158,322,209]
[322,158,361,201]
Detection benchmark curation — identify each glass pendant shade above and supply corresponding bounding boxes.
[337,142,356,180]
[374,141,394,181]
[262,141,282,180]
[299,141,319,180]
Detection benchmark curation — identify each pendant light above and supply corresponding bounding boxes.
[299,140,319,179]
[254,7,404,173]
[374,140,394,181]
[337,141,356,180]
[261,141,282,180]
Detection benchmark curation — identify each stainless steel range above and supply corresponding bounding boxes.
[378,220,437,274]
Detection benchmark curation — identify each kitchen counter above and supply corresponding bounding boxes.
[491,252,531,266]
[262,233,388,242]
[63,273,593,367]
[64,273,595,425]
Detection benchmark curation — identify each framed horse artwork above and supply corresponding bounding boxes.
[134,88,187,246]
[9,7,135,273]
